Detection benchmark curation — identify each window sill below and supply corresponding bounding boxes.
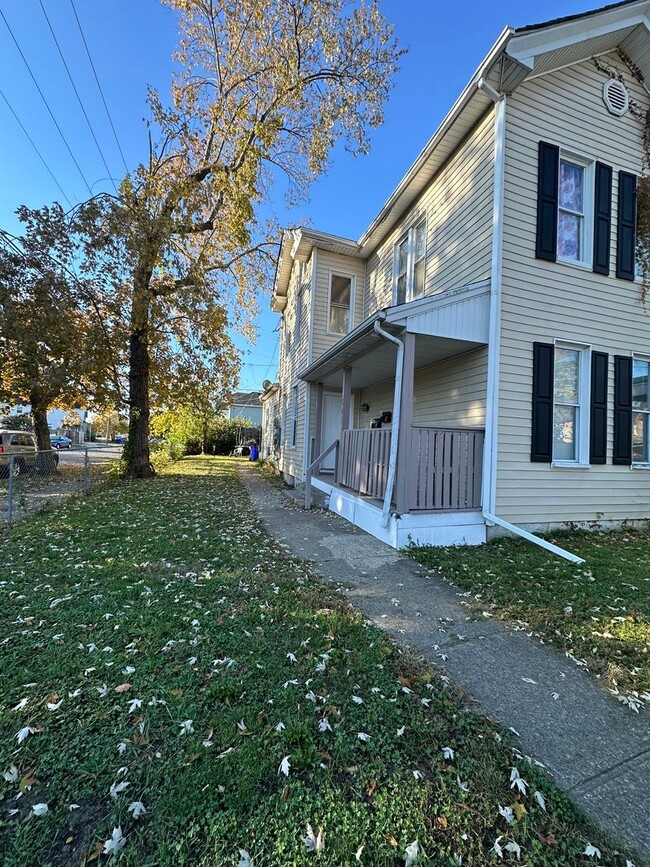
[632,463,650,470]
[551,461,590,469]
[556,257,592,272]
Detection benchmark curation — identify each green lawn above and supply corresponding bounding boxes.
[406,531,650,710]
[0,457,642,866]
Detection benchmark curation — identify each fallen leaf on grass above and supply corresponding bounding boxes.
[103,826,126,857]
[303,823,325,854]
[535,831,557,846]
[115,683,131,693]
[20,772,38,792]
[404,839,420,867]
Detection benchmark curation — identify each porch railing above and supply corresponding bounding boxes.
[407,426,484,512]
[334,425,484,512]
[337,428,392,500]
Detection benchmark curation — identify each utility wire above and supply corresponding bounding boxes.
[37,0,118,194]
[0,7,93,196]
[69,0,129,175]
[0,88,74,208]
[261,334,280,384]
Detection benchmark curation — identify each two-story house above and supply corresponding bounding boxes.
[262,0,650,556]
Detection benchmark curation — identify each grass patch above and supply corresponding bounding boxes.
[0,457,642,866]
[405,531,650,709]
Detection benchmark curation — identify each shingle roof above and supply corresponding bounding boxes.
[231,391,262,406]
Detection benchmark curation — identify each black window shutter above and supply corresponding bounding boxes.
[613,355,632,465]
[536,142,559,262]
[590,351,608,464]
[531,342,554,462]
[593,163,612,275]
[616,171,637,280]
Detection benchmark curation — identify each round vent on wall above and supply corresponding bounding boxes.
[603,78,629,116]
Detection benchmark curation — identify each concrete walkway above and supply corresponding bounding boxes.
[241,466,650,860]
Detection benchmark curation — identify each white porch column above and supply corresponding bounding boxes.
[340,367,352,434]
[395,332,416,515]
[312,382,324,465]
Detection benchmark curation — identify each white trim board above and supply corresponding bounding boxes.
[311,476,486,549]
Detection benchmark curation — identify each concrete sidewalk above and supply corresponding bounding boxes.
[241,466,650,860]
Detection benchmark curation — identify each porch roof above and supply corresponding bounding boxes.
[298,296,486,389]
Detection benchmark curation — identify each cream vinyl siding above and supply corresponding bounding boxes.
[364,110,495,317]
[498,53,650,525]
[311,250,366,362]
[355,348,487,429]
[276,258,313,480]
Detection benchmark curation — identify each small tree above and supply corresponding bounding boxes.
[96,0,402,478]
[0,206,120,456]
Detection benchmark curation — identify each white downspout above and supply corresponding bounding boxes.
[373,318,403,528]
[477,79,583,566]
[479,77,505,523]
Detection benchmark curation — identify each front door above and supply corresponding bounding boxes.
[320,392,355,472]
[320,393,340,472]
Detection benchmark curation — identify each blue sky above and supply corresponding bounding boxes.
[0,0,603,393]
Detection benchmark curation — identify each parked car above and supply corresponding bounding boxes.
[0,430,59,477]
[114,434,127,444]
[50,435,72,450]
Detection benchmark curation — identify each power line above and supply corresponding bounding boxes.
[261,335,280,384]
[0,88,73,208]
[0,7,93,196]
[69,0,129,175]
[37,0,118,194]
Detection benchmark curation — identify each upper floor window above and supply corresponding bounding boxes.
[557,155,593,267]
[328,273,353,335]
[395,220,426,305]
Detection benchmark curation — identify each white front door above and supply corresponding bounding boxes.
[320,393,340,472]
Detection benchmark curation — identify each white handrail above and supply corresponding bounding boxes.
[304,439,339,510]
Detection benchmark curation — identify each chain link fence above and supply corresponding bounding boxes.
[0,447,116,528]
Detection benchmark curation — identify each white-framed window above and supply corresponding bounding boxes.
[632,357,650,464]
[394,219,426,305]
[328,272,353,335]
[557,153,594,267]
[290,386,298,448]
[552,341,591,466]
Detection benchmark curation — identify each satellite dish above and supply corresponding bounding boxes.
[262,379,272,390]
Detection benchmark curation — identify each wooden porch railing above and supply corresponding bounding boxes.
[407,426,484,512]
[337,428,392,500]
[334,425,484,513]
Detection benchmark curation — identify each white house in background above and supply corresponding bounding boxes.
[262,0,650,554]
[222,392,263,426]
[2,404,91,439]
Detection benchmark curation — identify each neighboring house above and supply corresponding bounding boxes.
[260,382,281,458]
[222,392,263,426]
[262,0,650,551]
[2,404,92,441]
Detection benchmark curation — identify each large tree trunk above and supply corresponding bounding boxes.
[125,280,154,478]
[30,389,57,476]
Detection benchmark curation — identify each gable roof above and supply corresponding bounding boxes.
[272,0,650,306]
[230,391,262,406]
